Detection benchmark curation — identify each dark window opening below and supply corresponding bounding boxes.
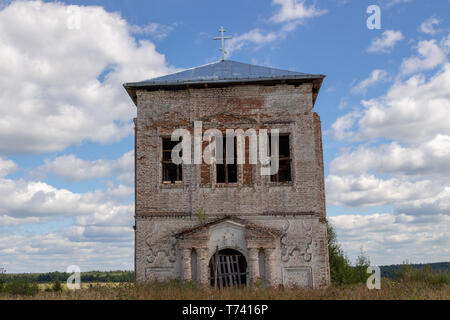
[216,137,237,183]
[269,134,292,182]
[162,137,182,184]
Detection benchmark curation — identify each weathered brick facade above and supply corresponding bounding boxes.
[125,61,331,288]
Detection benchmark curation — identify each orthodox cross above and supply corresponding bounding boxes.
[214,26,232,61]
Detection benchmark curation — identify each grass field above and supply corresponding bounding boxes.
[1,279,449,300]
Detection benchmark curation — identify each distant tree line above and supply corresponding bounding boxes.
[380,262,450,280]
[0,270,134,283]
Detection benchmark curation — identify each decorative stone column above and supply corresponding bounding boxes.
[265,248,278,286]
[182,248,192,282]
[248,248,260,286]
[198,248,210,285]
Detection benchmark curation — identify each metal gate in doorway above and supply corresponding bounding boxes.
[209,249,248,288]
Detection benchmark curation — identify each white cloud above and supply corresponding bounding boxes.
[0,171,134,272]
[368,30,404,53]
[32,150,134,183]
[0,157,17,177]
[0,230,134,272]
[352,69,389,94]
[326,174,437,208]
[226,29,280,54]
[270,0,327,24]
[330,135,450,177]
[420,17,441,35]
[335,43,450,144]
[0,176,133,219]
[226,0,326,57]
[0,1,175,154]
[330,213,449,265]
[396,187,450,216]
[331,111,359,140]
[401,39,447,74]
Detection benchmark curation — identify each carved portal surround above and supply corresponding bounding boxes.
[174,217,281,286]
[144,216,315,287]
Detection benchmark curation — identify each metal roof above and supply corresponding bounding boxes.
[123,60,325,105]
[125,60,324,87]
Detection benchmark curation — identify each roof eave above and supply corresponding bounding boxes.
[124,75,326,107]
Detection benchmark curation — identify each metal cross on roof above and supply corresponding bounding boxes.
[214,26,232,61]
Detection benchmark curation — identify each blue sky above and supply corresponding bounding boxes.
[0,0,449,272]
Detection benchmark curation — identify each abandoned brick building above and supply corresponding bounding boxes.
[124,59,331,288]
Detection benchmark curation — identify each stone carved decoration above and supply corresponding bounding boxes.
[146,236,177,265]
[280,220,313,263]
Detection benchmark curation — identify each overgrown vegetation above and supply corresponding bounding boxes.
[0,279,40,297]
[327,223,370,285]
[396,262,450,286]
[0,279,448,300]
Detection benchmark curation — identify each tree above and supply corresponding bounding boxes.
[354,246,371,283]
[327,223,357,284]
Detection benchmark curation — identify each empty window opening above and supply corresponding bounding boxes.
[162,137,183,184]
[269,134,292,182]
[216,137,238,183]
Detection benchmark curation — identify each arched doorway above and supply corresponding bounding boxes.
[209,249,247,288]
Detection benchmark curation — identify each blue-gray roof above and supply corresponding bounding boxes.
[123,60,325,105]
[125,60,324,87]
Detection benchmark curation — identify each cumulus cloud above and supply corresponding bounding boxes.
[0,177,133,219]
[420,17,441,35]
[328,31,450,249]
[352,69,389,94]
[401,39,447,74]
[32,150,134,183]
[326,174,437,208]
[330,135,450,177]
[0,157,17,177]
[0,173,133,272]
[335,60,450,143]
[330,213,449,265]
[0,1,174,154]
[0,230,134,272]
[368,30,404,53]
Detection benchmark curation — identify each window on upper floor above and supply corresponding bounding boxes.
[216,136,238,184]
[270,134,292,183]
[162,137,183,184]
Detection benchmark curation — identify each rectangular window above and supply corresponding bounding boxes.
[217,137,238,183]
[270,134,292,182]
[162,137,182,184]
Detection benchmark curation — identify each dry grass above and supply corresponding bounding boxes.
[1,279,449,300]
